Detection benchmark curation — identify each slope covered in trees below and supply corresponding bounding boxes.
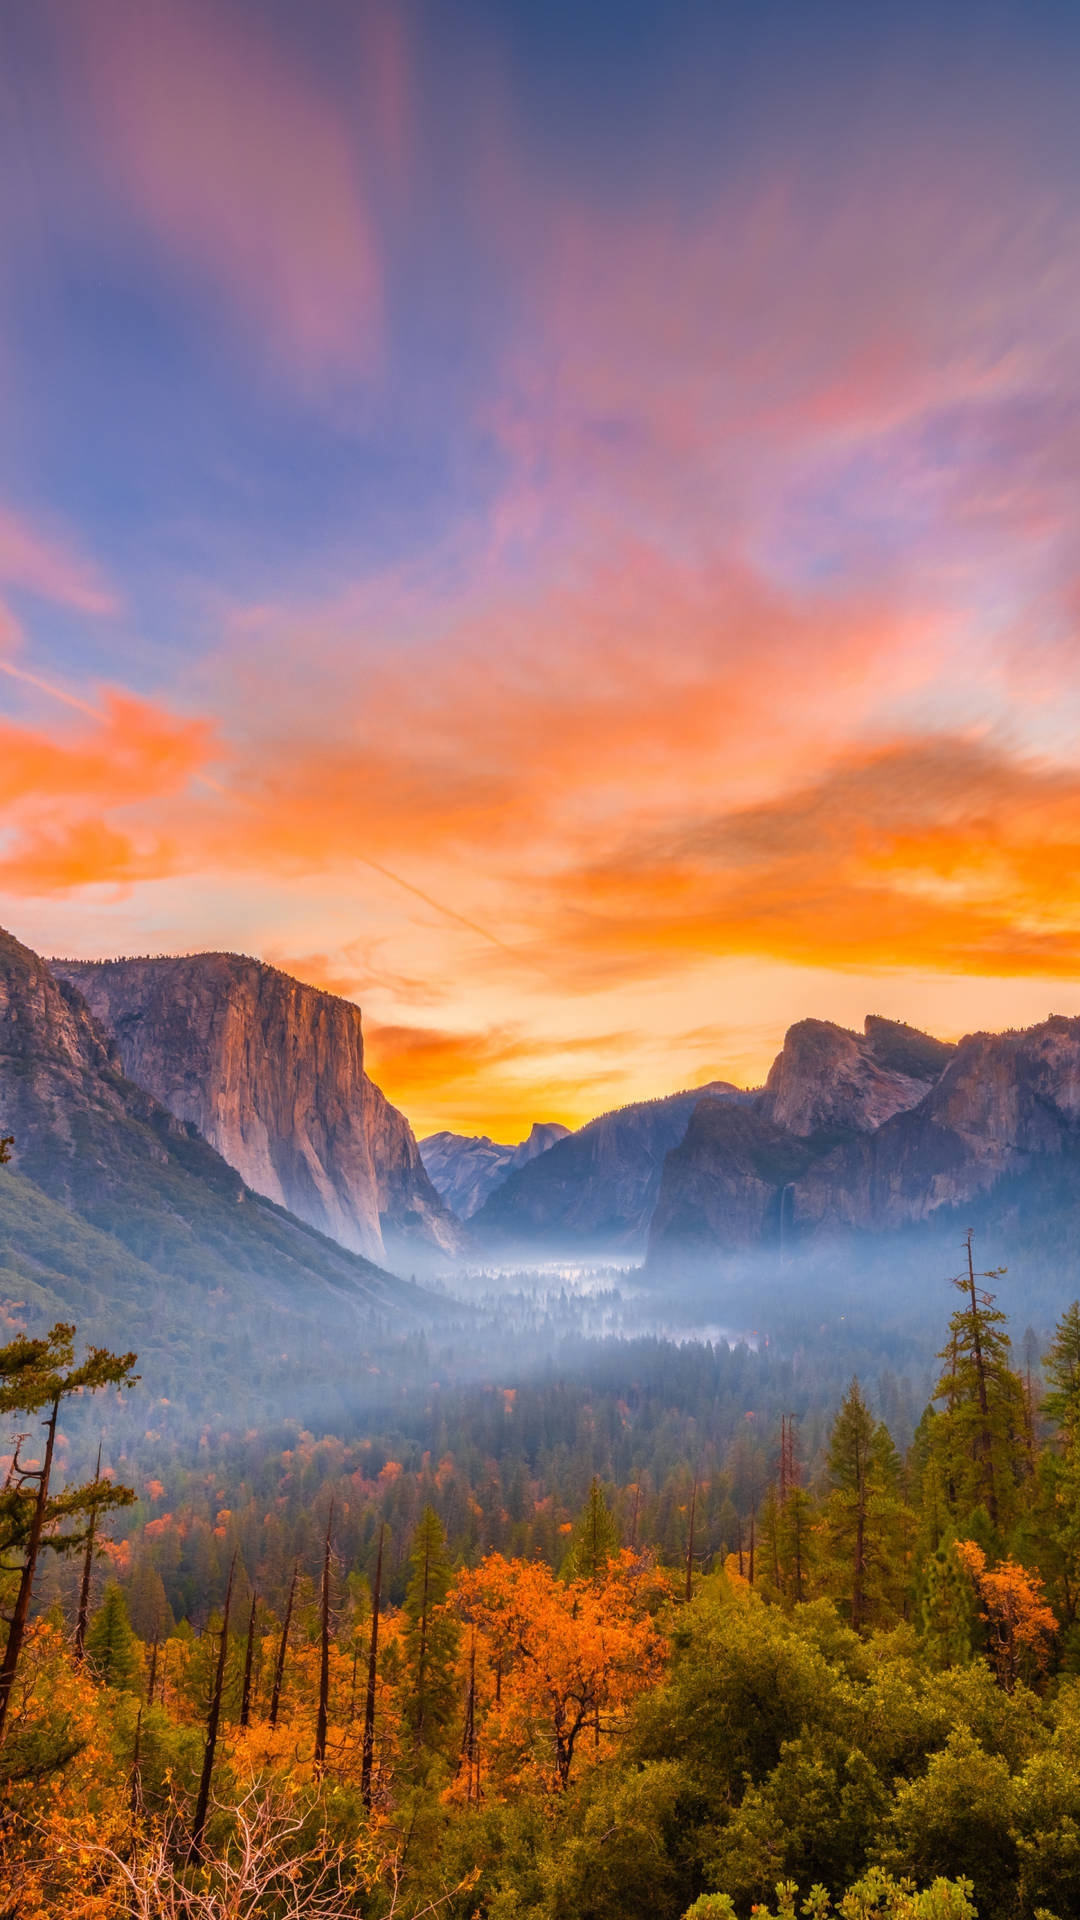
[5,1249,1080,1917]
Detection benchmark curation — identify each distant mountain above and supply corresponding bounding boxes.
[420,1122,570,1219]
[471,1082,747,1254]
[52,953,462,1270]
[647,1014,1080,1265]
[0,929,434,1408]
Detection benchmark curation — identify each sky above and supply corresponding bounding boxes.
[3,0,1080,1139]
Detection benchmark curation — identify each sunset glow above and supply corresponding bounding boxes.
[3,0,1080,1136]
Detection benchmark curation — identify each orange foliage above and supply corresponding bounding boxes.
[452,1549,668,1793]
[955,1539,1058,1689]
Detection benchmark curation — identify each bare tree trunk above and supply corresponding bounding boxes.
[239,1592,257,1728]
[314,1504,334,1773]
[0,1394,60,1746]
[268,1562,298,1730]
[361,1524,385,1810]
[73,1440,102,1664]
[685,1472,698,1602]
[130,1704,144,1819]
[187,1558,235,1862]
[966,1232,999,1526]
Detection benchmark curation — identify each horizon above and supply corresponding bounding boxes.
[4,0,1080,1136]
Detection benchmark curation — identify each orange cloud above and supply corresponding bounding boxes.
[362,1018,637,1139]
[0,691,213,896]
[543,735,1080,983]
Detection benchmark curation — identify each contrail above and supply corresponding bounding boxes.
[0,657,537,966]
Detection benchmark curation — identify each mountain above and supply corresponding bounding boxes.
[0,928,434,1411]
[52,953,462,1269]
[420,1122,571,1219]
[471,1082,746,1254]
[760,1015,955,1137]
[647,1014,1080,1265]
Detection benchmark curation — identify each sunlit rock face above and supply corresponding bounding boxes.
[420,1122,571,1219]
[53,953,462,1266]
[761,1016,954,1138]
[649,1014,1080,1264]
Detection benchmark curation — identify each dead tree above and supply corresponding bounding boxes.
[239,1591,258,1728]
[73,1441,103,1663]
[314,1503,334,1773]
[268,1561,298,1730]
[187,1558,235,1862]
[361,1523,386,1810]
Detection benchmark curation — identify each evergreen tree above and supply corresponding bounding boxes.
[0,1320,137,1741]
[823,1380,910,1630]
[918,1541,978,1668]
[84,1581,141,1691]
[1032,1302,1080,1633]
[564,1475,620,1581]
[127,1556,175,1646]
[931,1236,1027,1536]
[777,1486,816,1604]
[402,1506,459,1753]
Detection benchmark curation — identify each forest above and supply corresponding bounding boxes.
[3,1239,1080,1919]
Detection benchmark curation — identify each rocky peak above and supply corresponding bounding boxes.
[761,1016,951,1138]
[420,1120,571,1219]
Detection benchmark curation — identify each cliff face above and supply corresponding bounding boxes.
[472,1083,745,1253]
[0,927,424,1375]
[53,955,461,1266]
[762,1017,954,1138]
[648,1014,1080,1264]
[796,1017,1080,1232]
[420,1122,571,1219]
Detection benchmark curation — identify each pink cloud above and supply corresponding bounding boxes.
[63,0,387,381]
[0,507,116,616]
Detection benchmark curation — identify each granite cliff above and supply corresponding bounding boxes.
[52,954,461,1267]
[0,927,430,1405]
[648,1014,1080,1264]
[420,1122,570,1219]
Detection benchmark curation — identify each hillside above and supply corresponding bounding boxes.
[0,929,437,1415]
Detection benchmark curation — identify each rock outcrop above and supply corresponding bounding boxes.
[472,1082,746,1254]
[420,1122,571,1219]
[761,1016,954,1138]
[648,1014,1080,1264]
[52,954,461,1267]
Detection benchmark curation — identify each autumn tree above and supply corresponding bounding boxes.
[453,1550,666,1792]
[954,1539,1057,1691]
[0,1321,137,1744]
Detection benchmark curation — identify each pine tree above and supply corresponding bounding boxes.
[931,1235,1027,1535]
[563,1476,620,1581]
[777,1486,816,1604]
[402,1506,459,1753]
[84,1581,141,1691]
[824,1379,911,1630]
[0,1321,137,1741]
